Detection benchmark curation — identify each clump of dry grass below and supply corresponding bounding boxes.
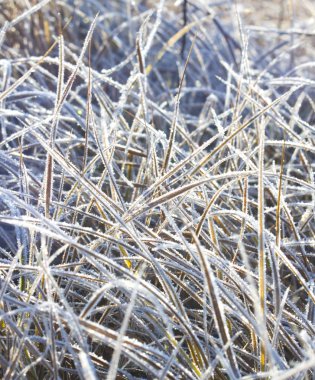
[0,0,314,379]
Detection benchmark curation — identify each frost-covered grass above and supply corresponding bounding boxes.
[0,0,314,379]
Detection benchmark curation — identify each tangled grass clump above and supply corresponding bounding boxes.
[0,0,314,378]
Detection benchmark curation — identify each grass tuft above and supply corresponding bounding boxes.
[0,0,314,378]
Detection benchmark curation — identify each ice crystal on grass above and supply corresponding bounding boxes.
[0,0,314,379]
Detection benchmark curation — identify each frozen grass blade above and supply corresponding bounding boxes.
[162,36,195,174]
[258,115,267,371]
[191,230,240,378]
